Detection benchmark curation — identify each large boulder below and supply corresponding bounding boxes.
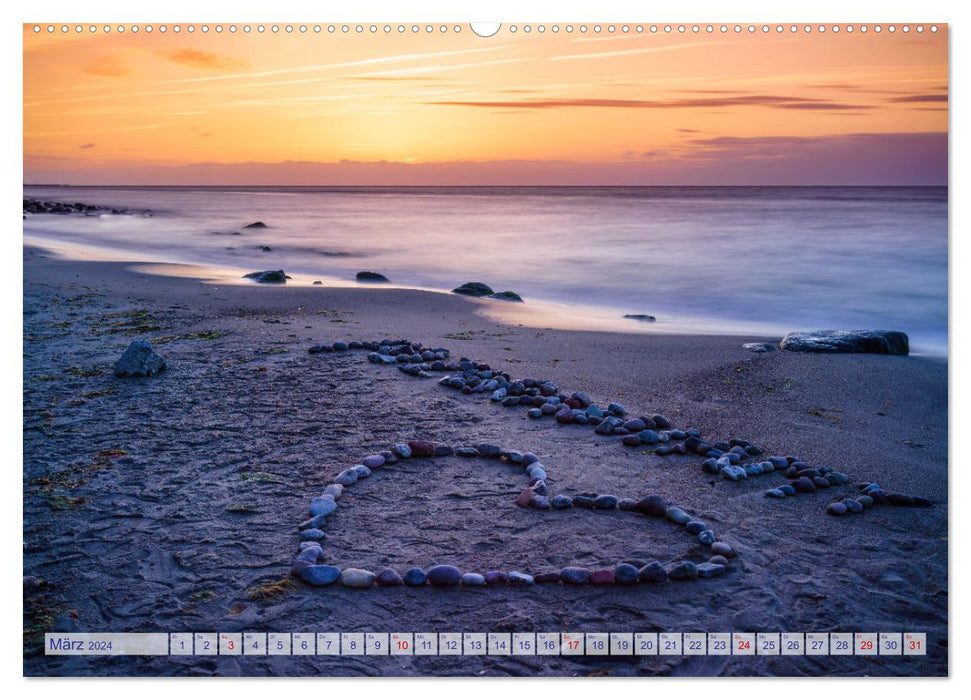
[452,282,494,297]
[487,291,524,302]
[780,330,909,356]
[243,221,268,228]
[114,340,166,377]
[244,270,290,284]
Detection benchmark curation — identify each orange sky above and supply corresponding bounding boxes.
[23,25,948,185]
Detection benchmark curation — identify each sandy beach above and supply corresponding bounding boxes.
[22,245,947,677]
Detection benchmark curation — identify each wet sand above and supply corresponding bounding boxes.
[22,246,948,676]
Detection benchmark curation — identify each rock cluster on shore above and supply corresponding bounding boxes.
[451,281,525,302]
[23,198,131,216]
[244,270,290,284]
[780,330,910,356]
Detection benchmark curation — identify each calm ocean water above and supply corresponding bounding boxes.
[23,186,948,355]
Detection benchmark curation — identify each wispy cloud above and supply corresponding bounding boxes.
[886,93,949,103]
[79,143,96,149]
[550,42,706,61]
[84,57,129,78]
[159,49,244,72]
[429,94,871,112]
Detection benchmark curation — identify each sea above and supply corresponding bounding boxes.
[23,185,948,355]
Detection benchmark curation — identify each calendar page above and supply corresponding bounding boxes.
[21,7,948,681]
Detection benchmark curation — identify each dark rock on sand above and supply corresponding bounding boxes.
[638,561,668,583]
[427,565,463,587]
[551,494,573,509]
[407,440,435,458]
[827,502,848,516]
[403,568,427,586]
[452,282,494,297]
[376,568,404,586]
[356,271,390,283]
[635,495,667,517]
[114,340,166,378]
[624,314,656,322]
[561,567,591,585]
[696,563,726,579]
[484,571,509,586]
[243,270,290,284]
[487,291,524,302]
[614,563,640,585]
[589,568,616,585]
[792,477,816,493]
[780,329,910,356]
[300,565,341,586]
[534,572,561,584]
[668,562,699,581]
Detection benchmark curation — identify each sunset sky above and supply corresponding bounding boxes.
[23,25,948,185]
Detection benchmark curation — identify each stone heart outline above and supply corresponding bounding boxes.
[291,438,736,589]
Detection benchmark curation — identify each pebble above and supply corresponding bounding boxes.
[375,568,404,586]
[341,568,376,588]
[309,498,338,517]
[623,419,647,432]
[300,565,342,586]
[589,568,616,585]
[403,567,428,586]
[765,489,787,499]
[529,495,551,510]
[362,454,386,469]
[857,495,874,508]
[685,521,707,535]
[528,467,547,480]
[614,563,640,585]
[621,434,642,446]
[427,565,463,587]
[792,477,816,493]
[351,465,371,479]
[843,498,864,514]
[779,484,797,496]
[407,440,435,458]
[696,563,726,579]
[299,528,325,540]
[652,414,672,429]
[827,502,848,516]
[462,573,486,586]
[698,530,716,545]
[668,562,699,581]
[561,567,591,585]
[521,453,539,466]
[635,495,667,517]
[534,572,561,584]
[708,555,729,566]
[484,571,509,586]
[393,443,412,458]
[812,476,831,489]
[508,571,534,586]
[618,498,639,511]
[638,561,668,583]
[555,407,574,424]
[573,495,596,509]
[711,542,734,557]
[607,402,626,416]
[323,484,343,499]
[335,469,358,486]
[516,488,536,507]
[665,508,691,525]
[638,430,661,445]
[593,494,619,509]
[455,447,479,457]
[551,495,573,509]
[528,408,543,419]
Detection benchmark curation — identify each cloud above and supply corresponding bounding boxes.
[428,94,871,112]
[84,57,129,77]
[677,128,701,133]
[159,49,244,72]
[79,143,96,149]
[886,94,949,103]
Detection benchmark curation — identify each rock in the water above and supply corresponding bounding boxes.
[356,271,390,283]
[452,282,495,297]
[341,568,376,588]
[614,563,639,585]
[668,562,699,581]
[243,269,289,284]
[426,565,463,587]
[300,565,341,586]
[780,330,909,356]
[376,568,404,586]
[638,561,668,583]
[403,567,427,586]
[743,342,777,353]
[624,314,656,322]
[244,221,268,228]
[488,291,524,302]
[114,340,166,377]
